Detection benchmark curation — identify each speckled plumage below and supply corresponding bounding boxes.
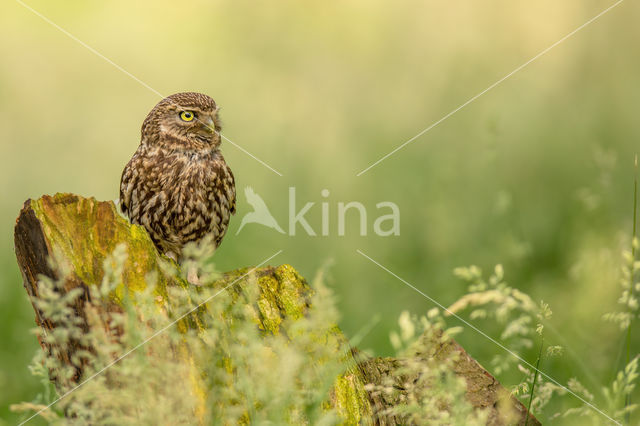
[119,92,236,258]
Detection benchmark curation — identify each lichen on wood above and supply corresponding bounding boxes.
[14,193,539,425]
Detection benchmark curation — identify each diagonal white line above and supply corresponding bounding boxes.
[15,0,284,177]
[19,249,283,425]
[356,0,625,176]
[356,249,620,425]
[14,0,163,98]
[222,135,283,176]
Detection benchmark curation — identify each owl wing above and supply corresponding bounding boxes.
[119,149,163,221]
[119,157,136,217]
[227,164,236,215]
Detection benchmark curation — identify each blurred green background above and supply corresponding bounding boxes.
[1,0,639,423]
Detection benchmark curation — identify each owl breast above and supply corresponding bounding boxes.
[120,146,236,257]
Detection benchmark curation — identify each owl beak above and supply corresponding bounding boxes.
[203,116,216,133]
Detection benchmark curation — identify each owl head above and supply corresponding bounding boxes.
[141,92,222,150]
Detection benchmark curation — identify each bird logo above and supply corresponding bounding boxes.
[236,186,285,235]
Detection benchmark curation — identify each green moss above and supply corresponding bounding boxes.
[273,264,309,319]
[256,293,283,333]
[333,372,372,424]
[30,194,174,306]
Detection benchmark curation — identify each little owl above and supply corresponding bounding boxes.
[119,92,236,266]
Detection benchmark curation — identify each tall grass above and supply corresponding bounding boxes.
[14,235,640,424]
[12,244,350,424]
[13,242,486,425]
[11,159,640,424]
[624,155,638,424]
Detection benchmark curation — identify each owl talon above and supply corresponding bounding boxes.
[166,251,178,262]
[187,266,202,286]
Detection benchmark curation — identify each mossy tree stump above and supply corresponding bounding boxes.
[14,194,539,425]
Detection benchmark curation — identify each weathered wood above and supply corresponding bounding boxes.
[14,193,539,425]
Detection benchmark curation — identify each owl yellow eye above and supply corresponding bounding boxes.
[179,111,195,122]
